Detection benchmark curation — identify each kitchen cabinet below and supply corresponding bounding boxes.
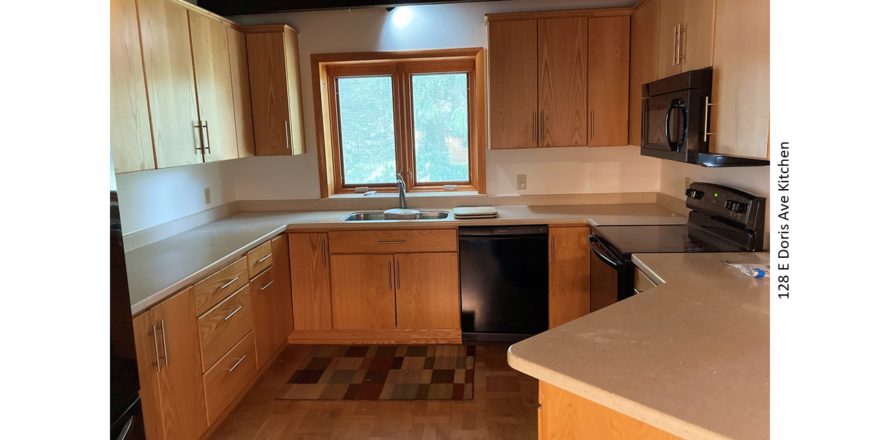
[548,226,591,328]
[251,268,276,367]
[198,285,253,371]
[227,26,256,158]
[587,15,630,146]
[539,381,677,439]
[245,25,306,156]
[394,253,460,329]
[487,8,631,149]
[132,287,208,440]
[270,234,294,346]
[709,0,770,159]
[330,254,397,330]
[250,235,292,368]
[290,232,333,331]
[110,0,154,173]
[657,0,716,79]
[202,332,258,424]
[136,0,202,168]
[628,0,660,145]
[189,11,239,162]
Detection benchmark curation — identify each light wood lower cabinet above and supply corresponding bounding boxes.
[203,332,258,424]
[198,284,253,371]
[251,268,276,368]
[330,254,397,330]
[290,232,333,331]
[270,234,294,347]
[395,253,460,329]
[548,226,591,328]
[132,287,208,440]
[539,381,678,439]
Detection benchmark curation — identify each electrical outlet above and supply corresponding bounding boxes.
[203,187,211,205]
[516,174,527,190]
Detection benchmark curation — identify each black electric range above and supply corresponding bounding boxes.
[588,182,766,311]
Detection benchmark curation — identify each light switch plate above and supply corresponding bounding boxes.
[203,187,211,205]
[516,174,527,190]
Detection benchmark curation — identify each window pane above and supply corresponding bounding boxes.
[337,76,397,185]
[412,73,469,183]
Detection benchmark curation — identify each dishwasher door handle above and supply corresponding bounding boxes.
[589,235,624,270]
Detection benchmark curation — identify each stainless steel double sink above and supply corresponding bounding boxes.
[341,210,449,221]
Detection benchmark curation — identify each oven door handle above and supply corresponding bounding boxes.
[589,235,624,270]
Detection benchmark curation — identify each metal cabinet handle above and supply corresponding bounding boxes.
[150,324,161,372]
[395,261,400,289]
[257,253,272,264]
[219,276,240,291]
[203,120,212,153]
[388,262,393,290]
[226,355,247,373]
[672,24,679,65]
[378,239,407,244]
[532,111,537,142]
[260,280,274,291]
[116,416,135,440]
[193,122,204,153]
[703,96,714,142]
[590,111,595,141]
[551,237,556,262]
[158,319,168,367]
[678,24,687,64]
[224,305,244,321]
[284,120,291,150]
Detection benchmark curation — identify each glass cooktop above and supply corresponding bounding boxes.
[593,224,747,255]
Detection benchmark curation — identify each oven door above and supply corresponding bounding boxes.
[588,235,634,312]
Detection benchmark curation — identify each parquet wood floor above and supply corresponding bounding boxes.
[210,343,538,440]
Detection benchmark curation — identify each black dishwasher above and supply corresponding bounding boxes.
[459,225,549,342]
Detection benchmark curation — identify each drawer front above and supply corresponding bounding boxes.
[246,241,273,278]
[198,285,254,371]
[634,267,658,294]
[328,229,457,254]
[194,257,248,315]
[203,332,257,424]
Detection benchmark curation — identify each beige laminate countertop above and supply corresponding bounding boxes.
[126,203,684,315]
[508,252,769,440]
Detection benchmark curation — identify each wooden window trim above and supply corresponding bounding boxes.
[312,48,486,197]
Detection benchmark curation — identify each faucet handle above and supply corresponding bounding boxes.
[397,173,405,182]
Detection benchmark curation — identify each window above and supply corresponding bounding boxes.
[314,49,485,196]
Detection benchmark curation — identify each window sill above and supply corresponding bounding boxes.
[329,190,482,199]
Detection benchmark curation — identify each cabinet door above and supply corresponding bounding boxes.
[657,0,684,78]
[588,16,630,146]
[290,233,332,330]
[488,19,538,149]
[110,0,154,173]
[270,234,294,346]
[330,254,396,330]
[250,268,275,369]
[681,0,715,71]
[246,31,292,156]
[538,17,588,147]
[629,0,661,145]
[137,0,202,168]
[189,12,239,162]
[227,26,255,158]
[395,253,460,330]
[283,27,306,155]
[710,0,769,159]
[548,227,591,328]
[131,312,164,440]
[150,287,208,439]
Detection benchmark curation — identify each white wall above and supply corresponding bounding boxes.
[659,160,769,201]
[227,0,657,200]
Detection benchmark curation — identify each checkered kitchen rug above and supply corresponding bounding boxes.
[277,345,476,400]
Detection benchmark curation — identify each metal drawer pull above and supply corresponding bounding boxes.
[223,305,243,321]
[378,239,407,244]
[150,324,161,372]
[703,96,714,142]
[388,262,393,289]
[226,355,247,373]
[219,276,240,290]
[257,254,272,264]
[260,280,274,291]
[158,319,168,366]
[284,120,291,150]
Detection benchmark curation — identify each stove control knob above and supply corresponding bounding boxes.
[685,189,704,199]
[724,200,747,213]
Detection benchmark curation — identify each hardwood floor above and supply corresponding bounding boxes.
[210,343,538,439]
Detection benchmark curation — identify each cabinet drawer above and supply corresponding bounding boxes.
[203,332,257,424]
[194,257,248,315]
[328,229,457,254]
[198,285,254,371]
[246,240,273,278]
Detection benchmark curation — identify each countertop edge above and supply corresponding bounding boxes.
[129,224,287,315]
[507,345,731,440]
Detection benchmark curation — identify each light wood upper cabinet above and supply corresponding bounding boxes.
[189,11,239,162]
[110,0,155,173]
[629,0,660,145]
[394,253,460,330]
[330,254,397,330]
[710,0,769,159]
[245,25,306,156]
[548,226,591,328]
[657,0,715,78]
[488,19,538,149]
[227,26,255,158]
[137,0,202,168]
[588,16,630,146]
[132,287,208,440]
[290,232,333,331]
[538,17,588,147]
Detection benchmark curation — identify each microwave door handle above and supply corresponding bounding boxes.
[674,103,688,146]
[664,100,675,148]
[589,236,624,270]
